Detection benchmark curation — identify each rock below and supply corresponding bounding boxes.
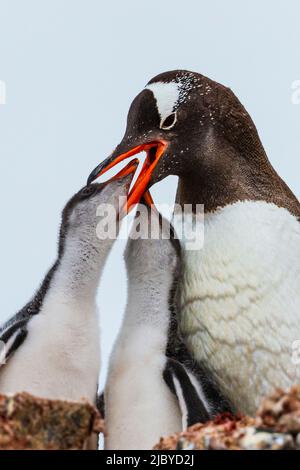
[257,385,300,433]
[155,415,255,450]
[155,386,300,450]
[0,392,103,450]
[238,427,295,450]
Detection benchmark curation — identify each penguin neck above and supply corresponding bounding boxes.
[120,271,174,352]
[176,126,300,218]
[49,235,111,304]
[125,274,172,326]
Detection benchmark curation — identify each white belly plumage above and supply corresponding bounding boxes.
[0,294,100,404]
[177,201,300,414]
[105,325,181,450]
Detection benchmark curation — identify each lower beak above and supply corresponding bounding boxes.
[87,140,168,214]
[110,158,139,182]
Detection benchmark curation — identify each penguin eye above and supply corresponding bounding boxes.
[160,112,177,130]
[81,185,98,198]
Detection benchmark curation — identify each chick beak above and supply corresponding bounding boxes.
[87,140,168,214]
[110,157,139,184]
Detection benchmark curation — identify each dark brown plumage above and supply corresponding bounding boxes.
[147,70,300,217]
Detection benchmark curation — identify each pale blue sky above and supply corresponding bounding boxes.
[0,0,299,387]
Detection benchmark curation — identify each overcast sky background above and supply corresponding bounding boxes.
[0,0,299,388]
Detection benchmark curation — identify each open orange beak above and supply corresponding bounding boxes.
[110,157,139,182]
[87,140,168,214]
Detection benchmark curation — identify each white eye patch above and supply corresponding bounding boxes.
[160,112,177,130]
[145,82,180,129]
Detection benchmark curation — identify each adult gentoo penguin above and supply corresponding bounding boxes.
[0,161,138,404]
[88,70,300,415]
[104,201,232,450]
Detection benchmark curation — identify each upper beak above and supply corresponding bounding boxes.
[87,140,168,214]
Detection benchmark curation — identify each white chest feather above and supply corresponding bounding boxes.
[177,201,300,414]
[105,325,181,450]
[105,259,182,450]
[0,275,100,404]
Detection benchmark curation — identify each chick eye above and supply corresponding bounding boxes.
[81,185,97,197]
[160,112,177,130]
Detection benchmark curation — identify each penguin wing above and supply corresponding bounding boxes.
[0,318,28,367]
[163,358,210,428]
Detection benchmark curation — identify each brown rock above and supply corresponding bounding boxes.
[0,392,103,450]
[155,385,300,450]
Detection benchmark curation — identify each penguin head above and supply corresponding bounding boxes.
[59,159,138,253]
[87,69,258,214]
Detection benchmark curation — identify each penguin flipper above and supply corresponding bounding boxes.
[163,358,210,429]
[0,319,28,367]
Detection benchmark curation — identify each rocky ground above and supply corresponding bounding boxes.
[0,392,103,450]
[1,386,300,450]
[155,386,300,450]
